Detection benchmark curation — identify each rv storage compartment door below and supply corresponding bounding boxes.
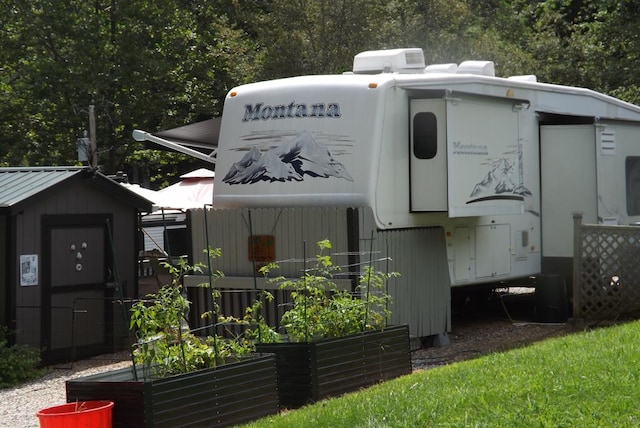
[475,224,511,278]
[446,95,526,217]
[409,99,448,211]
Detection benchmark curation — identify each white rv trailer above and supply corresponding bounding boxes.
[146,48,640,338]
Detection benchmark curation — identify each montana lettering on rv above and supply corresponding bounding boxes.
[242,102,341,121]
[452,141,489,156]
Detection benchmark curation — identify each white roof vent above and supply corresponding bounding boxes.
[353,48,425,74]
[425,63,458,74]
[457,61,495,77]
[508,75,538,83]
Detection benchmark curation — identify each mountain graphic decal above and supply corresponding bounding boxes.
[468,157,531,203]
[223,131,353,184]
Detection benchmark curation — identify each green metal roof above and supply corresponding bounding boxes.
[0,166,153,211]
[0,167,84,207]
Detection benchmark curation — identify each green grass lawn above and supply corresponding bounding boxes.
[243,320,640,427]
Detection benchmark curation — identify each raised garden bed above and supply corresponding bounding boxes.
[256,324,411,408]
[66,354,278,428]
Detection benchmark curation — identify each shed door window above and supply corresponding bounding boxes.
[413,112,437,159]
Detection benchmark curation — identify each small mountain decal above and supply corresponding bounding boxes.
[223,131,353,184]
[469,158,531,199]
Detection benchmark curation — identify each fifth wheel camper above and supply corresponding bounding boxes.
[137,48,640,338]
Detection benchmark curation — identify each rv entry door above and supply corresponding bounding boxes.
[409,99,448,212]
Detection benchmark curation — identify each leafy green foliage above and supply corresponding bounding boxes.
[129,250,255,379]
[0,327,44,389]
[0,2,259,178]
[258,239,398,343]
[220,290,282,345]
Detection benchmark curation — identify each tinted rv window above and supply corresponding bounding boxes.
[626,157,640,215]
[413,112,437,159]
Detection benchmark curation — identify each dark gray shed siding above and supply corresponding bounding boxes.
[0,216,6,330]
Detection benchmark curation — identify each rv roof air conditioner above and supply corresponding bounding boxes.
[508,75,538,83]
[425,63,458,74]
[353,48,426,74]
[456,60,495,77]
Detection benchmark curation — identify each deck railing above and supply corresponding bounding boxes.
[573,213,640,320]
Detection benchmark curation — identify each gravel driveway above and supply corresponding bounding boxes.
[0,352,131,428]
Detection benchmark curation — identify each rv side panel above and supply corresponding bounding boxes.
[446,95,525,217]
[596,121,640,226]
[540,125,597,265]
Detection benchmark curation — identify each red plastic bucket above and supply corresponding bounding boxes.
[36,400,113,428]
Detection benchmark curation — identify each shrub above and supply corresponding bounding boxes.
[0,327,44,389]
[130,250,256,379]
[257,239,399,342]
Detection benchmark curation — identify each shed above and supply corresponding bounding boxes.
[0,166,153,363]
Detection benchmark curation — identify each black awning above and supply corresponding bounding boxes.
[133,118,220,164]
[153,118,221,152]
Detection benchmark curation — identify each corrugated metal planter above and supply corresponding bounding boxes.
[256,324,411,408]
[65,354,278,428]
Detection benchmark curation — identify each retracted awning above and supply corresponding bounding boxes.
[132,118,220,164]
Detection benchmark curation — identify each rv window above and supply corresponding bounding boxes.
[413,112,437,159]
[626,157,640,215]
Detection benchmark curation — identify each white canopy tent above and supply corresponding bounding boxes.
[120,183,191,211]
[156,168,214,210]
[122,168,214,256]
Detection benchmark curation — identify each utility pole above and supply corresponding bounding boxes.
[89,104,97,170]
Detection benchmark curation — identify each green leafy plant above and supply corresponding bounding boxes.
[0,326,44,389]
[258,239,398,343]
[220,290,282,345]
[130,250,256,379]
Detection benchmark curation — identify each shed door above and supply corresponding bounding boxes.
[42,216,114,361]
[409,99,448,211]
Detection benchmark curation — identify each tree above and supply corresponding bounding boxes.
[508,0,640,102]
[0,1,259,181]
[3,0,640,178]
[255,0,404,77]
[252,0,539,79]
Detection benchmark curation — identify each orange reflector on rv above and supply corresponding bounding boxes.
[229,91,238,97]
[368,82,378,89]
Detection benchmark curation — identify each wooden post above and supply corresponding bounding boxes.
[89,104,97,170]
[572,212,583,318]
